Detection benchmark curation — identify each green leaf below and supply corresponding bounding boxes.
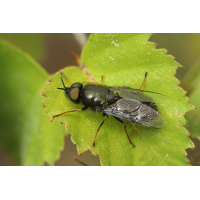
[0,41,65,165]
[185,84,200,139]
[181,57,200,96]
[0,33,46,61]
[43,33,194,166]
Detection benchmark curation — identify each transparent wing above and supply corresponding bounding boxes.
[109,86,170,105]
[105,87,169,128]
[103,98,167,128]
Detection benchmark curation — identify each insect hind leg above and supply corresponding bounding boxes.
[101,75,104,84]
[114,117,135,148]
[139,72,148,90]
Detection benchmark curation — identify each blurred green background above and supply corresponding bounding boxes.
[0,33,200,166]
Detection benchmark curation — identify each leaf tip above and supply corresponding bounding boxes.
[192,104,196,110]
[48,78,53,83]
[185,140,195,165]
[150,41,158,48]
[49,116,54,122]
[179,64,184,68]
[42,91,47,97]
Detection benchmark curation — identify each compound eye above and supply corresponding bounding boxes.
[68,82,83,103]
[69,87,79,100]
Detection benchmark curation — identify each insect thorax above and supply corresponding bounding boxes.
[81,84,116,107]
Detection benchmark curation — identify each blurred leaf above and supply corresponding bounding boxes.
[43,33,194,166]
[196,33,200,38]
[0,33,46,61]
[150,33,200,80]
[0,41,65,165]
[186,112,200,139]
[185,81,200,139]
[183,56,200,139]
[181,57,200,96]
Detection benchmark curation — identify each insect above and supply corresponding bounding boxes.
[53,72,167,148]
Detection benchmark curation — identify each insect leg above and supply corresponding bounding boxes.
[93,113,108,147]
[139,72,148,90]
[101,75,104,84]
[81,81,90,84]
[114,117,135,148]
[53,106,88,118]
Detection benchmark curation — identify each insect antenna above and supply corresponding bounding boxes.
[60,71,72,85]
[57,77,68,90]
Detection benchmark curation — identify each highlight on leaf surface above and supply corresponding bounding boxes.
[42,33,195,166]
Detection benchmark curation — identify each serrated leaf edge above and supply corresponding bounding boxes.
[42,37,195,166]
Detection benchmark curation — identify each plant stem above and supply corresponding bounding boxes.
[73,33,88,50]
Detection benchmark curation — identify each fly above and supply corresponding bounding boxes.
[53,72,167,148]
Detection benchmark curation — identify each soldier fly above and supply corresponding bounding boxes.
[53,72,167,148]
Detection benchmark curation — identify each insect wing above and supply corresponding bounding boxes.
[141,113,167,128]
[106,86,168,128]
[110,86,153,102]
[103,98,142,122]
[110,86,169,105]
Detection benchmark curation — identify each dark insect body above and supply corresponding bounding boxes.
[53,72,166,148]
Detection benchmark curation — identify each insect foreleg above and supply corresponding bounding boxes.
[53,106,88,118]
